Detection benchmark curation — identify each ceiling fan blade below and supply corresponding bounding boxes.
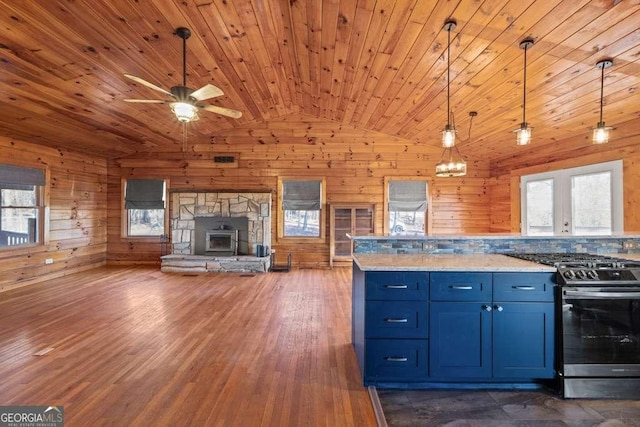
[200,104,242,119]
[190,83,224,101]
[123,99,167,103]
[124,73,173,97]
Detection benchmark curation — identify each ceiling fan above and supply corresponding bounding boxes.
[123,27,242,122]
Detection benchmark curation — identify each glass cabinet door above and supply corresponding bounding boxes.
[330,204,376,266]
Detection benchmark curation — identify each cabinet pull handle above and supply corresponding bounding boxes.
[384,357,408,362]
[384,284,408,289]
[384,318,409,323]
[512,286,536,290]
[450,285,473,290]
[481,305,492,312]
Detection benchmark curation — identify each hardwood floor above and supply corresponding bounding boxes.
[0,266,376,426]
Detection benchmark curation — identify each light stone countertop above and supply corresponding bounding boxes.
[617,253,640,261]
[352,253,558,272]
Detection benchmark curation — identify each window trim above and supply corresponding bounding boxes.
[121,178,169,239]
[0,161,49,251]
[520,160,623,236]
[277,177,326,243]
[383,177,430,236]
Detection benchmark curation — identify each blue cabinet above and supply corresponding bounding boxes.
[352,266,429,384]
[429,272,555,380]
[353,266,556,386]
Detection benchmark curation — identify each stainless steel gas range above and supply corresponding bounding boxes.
[508,253,640,399]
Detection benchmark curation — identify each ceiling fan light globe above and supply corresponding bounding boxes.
[171,102,197,122]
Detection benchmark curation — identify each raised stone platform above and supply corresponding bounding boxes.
[161,254,271,274]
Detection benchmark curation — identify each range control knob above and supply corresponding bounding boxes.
[576,270,588,279]
[563,270,576,280]
[587,270,599,280]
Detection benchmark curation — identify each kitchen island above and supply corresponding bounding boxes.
[352,253,557,389]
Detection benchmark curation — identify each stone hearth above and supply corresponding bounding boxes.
[161,192,271,273]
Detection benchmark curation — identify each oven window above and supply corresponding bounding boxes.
[562,296,640,365]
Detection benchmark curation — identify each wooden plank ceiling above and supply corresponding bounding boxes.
[0,0,638,163]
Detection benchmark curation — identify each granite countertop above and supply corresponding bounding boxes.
[352,253,557,272]
[618,253,640,261]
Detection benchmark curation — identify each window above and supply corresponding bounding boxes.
[521,160,622,236]
[0,163,45,248]
[124,179,167,237]
[278,178,326,240]
[385,178,428,235]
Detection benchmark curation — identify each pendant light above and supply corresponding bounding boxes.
[592,59,614,144]
[436,19,467,177]
[436,111,476,177]
[514,39,534,145]
[441,19,457,148]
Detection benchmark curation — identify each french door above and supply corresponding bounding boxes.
[521,160,623,235]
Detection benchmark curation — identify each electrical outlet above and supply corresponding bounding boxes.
[422,242,437,251]
[45,258,53,264]
[623,241,639,250]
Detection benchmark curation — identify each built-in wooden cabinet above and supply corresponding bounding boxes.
[329,204,376,267]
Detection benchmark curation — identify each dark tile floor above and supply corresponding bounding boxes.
[377,388,640,426]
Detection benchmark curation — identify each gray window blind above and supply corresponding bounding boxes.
[282,180,321,210]
[0,163,45,189]
[388,180,427,212]
[125,179,165,209]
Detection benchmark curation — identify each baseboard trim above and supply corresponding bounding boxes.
[368,386,388,427]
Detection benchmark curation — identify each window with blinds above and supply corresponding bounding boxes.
[124,179,167,237]
[278,178,326,239]
[0,163,45,248]
[386,179,428,235]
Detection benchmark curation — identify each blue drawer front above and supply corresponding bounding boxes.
[365,301,428,339]
[430,272,492,301]
[366,272,428,301]
[366,339,428,382]
[493,273,555,302]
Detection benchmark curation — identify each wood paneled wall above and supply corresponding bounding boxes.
[0,137,107,292]
[107,114,492,267]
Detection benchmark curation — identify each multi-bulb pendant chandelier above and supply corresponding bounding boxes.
[514,38,534,145]
[593,59,614,144]
[435,19,467,177]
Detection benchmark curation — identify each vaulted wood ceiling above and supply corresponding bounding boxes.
[0,0,638,164]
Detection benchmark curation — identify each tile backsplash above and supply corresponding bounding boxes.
[352,236,640,255]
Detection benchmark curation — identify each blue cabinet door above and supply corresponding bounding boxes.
[493,302,555,379]
[429,302,492,378]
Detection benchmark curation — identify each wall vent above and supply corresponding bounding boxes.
[214,156,235,163]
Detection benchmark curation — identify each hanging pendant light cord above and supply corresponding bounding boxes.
[446,26,451,126]
[522,44,527,124]
[599,62,605,123]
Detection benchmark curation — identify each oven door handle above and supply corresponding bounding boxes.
[564,289,640,299]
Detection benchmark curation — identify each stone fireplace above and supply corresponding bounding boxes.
[161,192,271,273]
